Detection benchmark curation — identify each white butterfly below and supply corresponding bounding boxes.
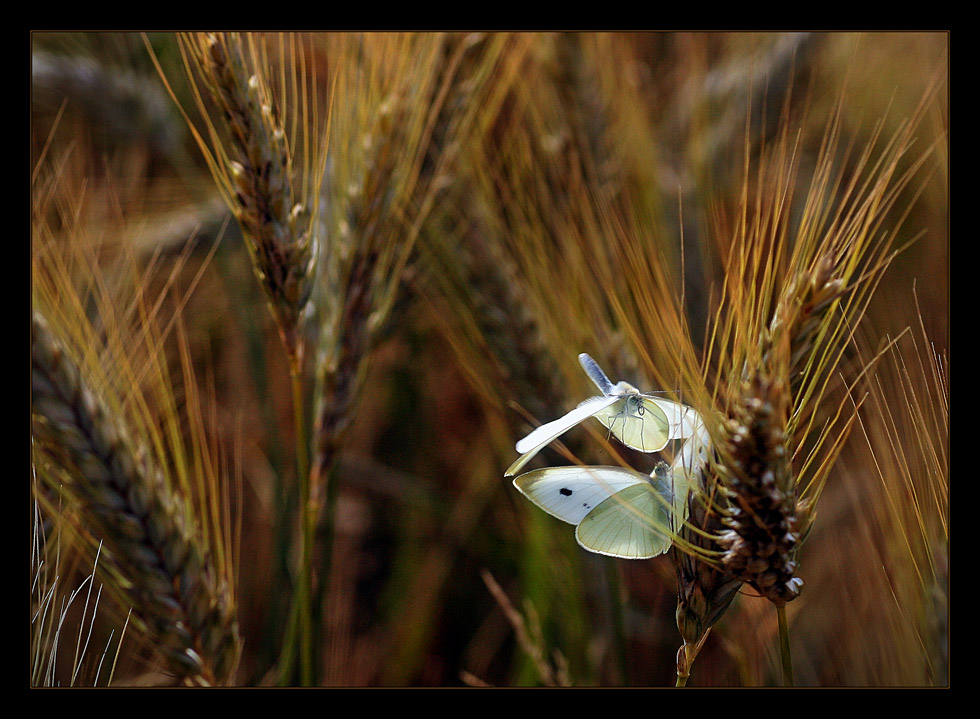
[512,462,690,559]
[505,353,702,477]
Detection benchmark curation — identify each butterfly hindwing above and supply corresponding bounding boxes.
[575,482,671,559]
[592,395,671,453]
[645,397,704,442]
[514,465,684,559]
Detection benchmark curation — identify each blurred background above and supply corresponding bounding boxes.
[31,31,947,687]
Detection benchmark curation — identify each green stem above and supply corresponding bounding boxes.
[776,602,794,686]
[278,589,299,681]
[675,640,696,687]
[293,360,315,686]
[604,562,629,685]
[279,354,315,686]
[312,458,338,668]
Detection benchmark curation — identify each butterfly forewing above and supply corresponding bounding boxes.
[578,353,615,395]
[506,395,622,477]
[512,466,650,526]
[514,395,619,455]
[646,397,705,441]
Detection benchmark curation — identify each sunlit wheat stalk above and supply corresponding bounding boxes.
[418,40,562,416]
[469,34,944,686]
[456,34,711,684]
[165,31,331,683]
[174,32,324,366]
[479,569,571,686]
[31,311,240,685]
[440,36,644,685]
[449,34,648,422]
[309,32,478,485]
[31,139,242,684]
[844,297,948,684]
[307,35,522,685]
[31,30,946,690]
[672,58,946,685]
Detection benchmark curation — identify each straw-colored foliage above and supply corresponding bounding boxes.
[31,31,946,686]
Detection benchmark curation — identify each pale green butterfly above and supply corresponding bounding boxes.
[512,462,689,559]
[505,353,702,477]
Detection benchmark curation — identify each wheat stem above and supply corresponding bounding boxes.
[176,32,328,683]
[776,602,794,686]
[282,357,315,685]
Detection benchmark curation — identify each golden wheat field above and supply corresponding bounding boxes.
[30,31,948,687]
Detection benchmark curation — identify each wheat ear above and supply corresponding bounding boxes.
[716,255,844,604]
[673,468,744,684]
[182,32,318,363]
[31,311,240,685]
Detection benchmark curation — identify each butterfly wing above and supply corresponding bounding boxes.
[506,395,620,477]
[646,397,705,441]
[574,482,673,559]
[591,395,671,453]
[512,465,649,525]
[578,353,615,395]
[514,465,682,560]
[576,461,691,559]
[653,461,691,528]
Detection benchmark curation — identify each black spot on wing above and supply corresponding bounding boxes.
[559,487,573,496]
